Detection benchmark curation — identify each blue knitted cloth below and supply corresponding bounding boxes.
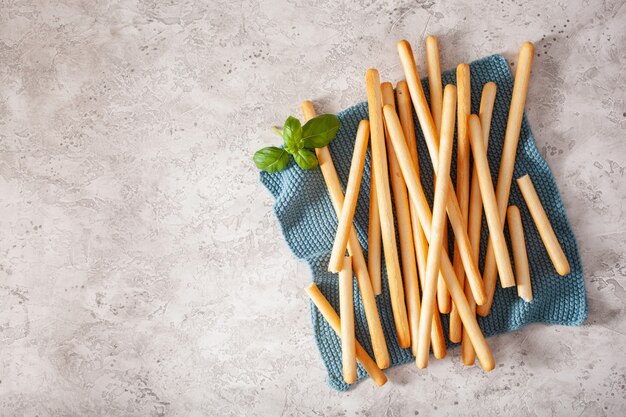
[260,54,586,391]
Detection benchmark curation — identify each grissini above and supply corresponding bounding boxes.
[396,40,486,305]
[449,63,472,343]
[381,82,421,353]
[396,80,447,359]
[328,121,370,272]
[426,35,444,136]
[305,283,388,386]
[462,82,497,366]
[365,69,411,348]
[467,83,497,267]
[368,167,382,295]
[467,114,515,297]
[339,256,356,384]
[477,42,535,317]
[516,175,570,276]
[415,84,456,368]
[507,205,533,301]
[397,80,426,281]
[383,102,495,372]
[425,35,451,314]
[301,101,390,368]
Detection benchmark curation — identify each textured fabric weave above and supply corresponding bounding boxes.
[260,54,587,391]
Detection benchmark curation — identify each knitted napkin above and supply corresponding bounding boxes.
[260,54,587,391]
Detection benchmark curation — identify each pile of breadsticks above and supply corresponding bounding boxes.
[303,37,571,387]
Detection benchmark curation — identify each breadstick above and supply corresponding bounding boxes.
[467,83,497,264]
[368,168,382,295]
[396,40,486,305]
[329,121,370,272]
[305,283,388,386]
[468,115,515,291]
[462,82,497,366]
[424,37,451,313]
[437,230,452,313]
[507,206,532,301]
[416,84,455,368]
[383,101,495,371]
[449,63,472,343]
[516,175,570,276]
[301,101,390,368]
[396,80,447,358]
[339,256,356,384]
[426,35,443,135]
[477,42,534,317]
[381,82,420,352]
[365,70,410,348]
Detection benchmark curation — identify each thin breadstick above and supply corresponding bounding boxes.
[396,40,486,305]
[396,81,426,280]
[426,35,443,135]
[381,82,421,353]
[507,206,533,301]
[383,102,495,371]
[461,276,476,365]
[437,230,452,313]
[365,70,410,348]
[477,42,534,317]
[462,82,497,366]
[396,80,447,358]
[305,283,388,386]
[416,84,455,368]
[329,121,370,272]
[449,63,472,343]
[301,101,390,368]
[425,38,451,314]
[368,168,382,295]
[339,256,356,384]
[467,83,497,263]
[468,114,515,286]
[516,175,570,276]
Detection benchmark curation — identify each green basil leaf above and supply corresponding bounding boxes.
[253,146,290,173]
[292,148,319,170]
[301,114,340,148]
[282,116,303,154]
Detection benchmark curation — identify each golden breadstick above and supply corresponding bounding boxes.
[368,168,382,295]
[468,83,497,262]
[468,115,515,285]
[462,82,497,366]
[449,63,472,343]
[416,84,455,368]
[365,70,410,348]
[396,81,447,358]
[301,101,390,368]
[461,275,476,365]
[478,42,534,316]
[329,121,370,272]
[396,40,486,305]
[426,35,443,134]
[507,206,533,301]
[384,102,495,371]
[437,230,452,313]
[305,283,388,386]
[339,256,356,384]
[381,82,420,352]
[516,175,570,276]
[396,80,425,281]
[425,37,452,313]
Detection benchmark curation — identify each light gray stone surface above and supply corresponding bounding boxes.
[0,0,624,416]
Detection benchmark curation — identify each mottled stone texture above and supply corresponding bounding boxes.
[0,0,623,416]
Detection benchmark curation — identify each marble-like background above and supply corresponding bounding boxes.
[0,0,624,416]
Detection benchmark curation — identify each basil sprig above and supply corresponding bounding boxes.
[253,114,340,172]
